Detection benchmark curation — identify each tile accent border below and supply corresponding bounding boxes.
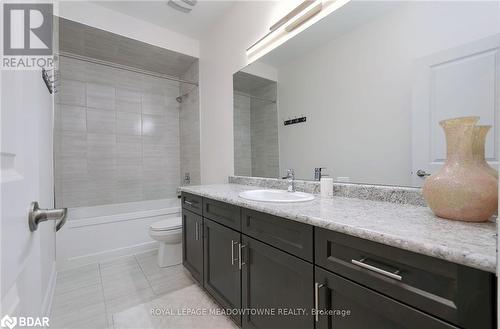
[228,176,426,207]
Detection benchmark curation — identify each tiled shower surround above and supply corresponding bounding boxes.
[55,56,199,208]
[234,79,279,178]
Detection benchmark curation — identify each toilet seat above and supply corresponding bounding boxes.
[150,217,182,231]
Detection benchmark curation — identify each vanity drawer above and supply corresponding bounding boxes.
[315,228,495,329]
[203,198,241,230]
[242,208,313,262]
[181,192,202,215]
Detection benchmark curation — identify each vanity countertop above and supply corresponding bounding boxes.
[181,183,497,273]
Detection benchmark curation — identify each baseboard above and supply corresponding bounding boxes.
[41,262,57,317]
[59,241,159,271]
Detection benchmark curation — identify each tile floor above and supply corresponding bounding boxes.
[50,250,195,329]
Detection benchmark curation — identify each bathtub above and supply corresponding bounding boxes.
[56,198,181,270]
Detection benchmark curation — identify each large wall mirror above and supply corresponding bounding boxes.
[233,1,500,187]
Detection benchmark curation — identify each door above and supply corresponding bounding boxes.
[203,219,241,325]
[1,68,56,318]
[411,34,500,186]
[315,267,458,329]
[241,235,314,329]
[182,209,203,284]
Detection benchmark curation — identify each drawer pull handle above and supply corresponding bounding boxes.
[184,199,198,206]
[231,240,238,265]
[314,282,325,322]
[351,258,402,281]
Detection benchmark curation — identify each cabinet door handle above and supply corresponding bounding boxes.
[314,282,325,322]
[351,258,402,281]
[195,221,199,241]
[231,240,238,265]
[238,243,246,270]
[184,200,193,205]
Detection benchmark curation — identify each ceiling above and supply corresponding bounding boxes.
[59,17,198,78]
[92,1,236,39]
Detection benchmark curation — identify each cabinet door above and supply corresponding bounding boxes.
[315,267,458,329]
[204,219,242,325]
[182,210,203,284]
[241,235,314,329]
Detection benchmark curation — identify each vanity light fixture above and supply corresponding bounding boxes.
[167,0,197,13]
[246,0,352,63]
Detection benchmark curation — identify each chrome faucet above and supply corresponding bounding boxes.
[314,167,327,181]
[286,169,295,192]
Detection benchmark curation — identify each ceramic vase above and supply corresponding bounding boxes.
[422,117,498,222]
[472,125,498,179]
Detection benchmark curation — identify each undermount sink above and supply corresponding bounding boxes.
[238,189,315,203]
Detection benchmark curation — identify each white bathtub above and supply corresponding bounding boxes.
[56,198,181,270]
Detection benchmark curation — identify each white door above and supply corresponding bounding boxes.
[412,34,500,186]
[0,67,57,319]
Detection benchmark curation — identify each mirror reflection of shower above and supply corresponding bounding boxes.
[233,71,279,179]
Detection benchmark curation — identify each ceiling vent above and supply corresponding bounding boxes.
[167,0,197,13]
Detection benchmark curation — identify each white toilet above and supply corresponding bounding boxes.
[149,216,182,267]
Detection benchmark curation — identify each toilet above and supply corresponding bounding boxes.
[149,216,182,267]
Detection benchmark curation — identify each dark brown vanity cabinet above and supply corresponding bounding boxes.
[204,218,242,325]
[182,209,203,284]
[315,267,458,329]
[241,235,314,329]
[315,228,495,329]
[181,193,495,329]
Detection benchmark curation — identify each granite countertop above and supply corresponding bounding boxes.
[181,184,497,273]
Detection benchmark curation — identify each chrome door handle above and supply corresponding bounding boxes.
[184,200,193,205]
[314,282,325,322]
[28,201,67,232]
[195,221,199,240]
[416,169,431,177]
[238,243,246,270]
[351,258,402,281]
[231,240,238,265]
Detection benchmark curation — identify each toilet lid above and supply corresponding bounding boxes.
[150,217,182,231]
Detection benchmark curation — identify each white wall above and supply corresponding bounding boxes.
[198,0,301,184]
[276,1,500,186]
[56,1,199,58]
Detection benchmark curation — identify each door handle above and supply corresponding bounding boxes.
[231,240,238,265]
[238,243,246,270]
[28,201,67,232]
[314,282,325,322]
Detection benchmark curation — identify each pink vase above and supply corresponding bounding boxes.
[472,125,498,179]
[423,117,498,222]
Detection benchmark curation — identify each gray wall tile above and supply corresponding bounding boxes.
[58,79,86,106]
[54,57,196,208]
[87,108,116,134]
[87,83,115,110]
[60,105,86,132]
